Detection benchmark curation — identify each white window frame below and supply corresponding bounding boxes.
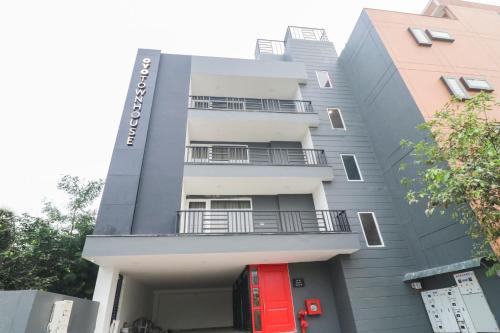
[408,27,432,46]
[316,70,333,89]
[189,144,250,164]
[357,212,385,248]
[425,29,454,42]
[186,197,253,210]
[340,154,364,182]
[327,108,346,130]
[460,77,494,92]
[441,76,469,100]
[185,197,253,233]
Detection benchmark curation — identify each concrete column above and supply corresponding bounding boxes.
[93,266,119,333]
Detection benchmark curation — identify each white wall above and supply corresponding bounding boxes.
[152,288,233,330]
[93,267,119,333]
[312,183,329,210]
[116,276,153,328]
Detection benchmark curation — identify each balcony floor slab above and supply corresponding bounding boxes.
[82,233,360,288]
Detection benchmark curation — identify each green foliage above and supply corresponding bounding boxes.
[0,175,104,298]
[400,92,500,276]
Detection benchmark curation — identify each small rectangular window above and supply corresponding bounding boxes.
[340,154,363,181]
[316,71,332,88]
[460,77,494,92]
[441,76,469,100]
[425,29,454,42]
[327,108,346,129]
[408,27,432,46]
[358,212,384,247]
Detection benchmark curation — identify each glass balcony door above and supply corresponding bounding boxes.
[184,198,253,233]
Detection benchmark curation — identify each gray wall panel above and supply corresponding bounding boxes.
[340,10,476,271]
[289,262,342,333]
[0,290,98,333]
[95,49,161,235]
[0,291,35,333]
[132,54,192,234]
[285,28,430,332]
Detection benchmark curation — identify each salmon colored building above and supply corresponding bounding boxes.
[368,0,500,120]
[341,0,500,331]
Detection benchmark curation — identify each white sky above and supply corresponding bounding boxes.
[1,0,499,215]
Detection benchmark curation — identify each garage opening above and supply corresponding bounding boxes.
[113,267,252,333]
[112,264,295,333]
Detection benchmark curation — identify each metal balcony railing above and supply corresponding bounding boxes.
[285,26,328,42]
[185,146,328,166]
[188,96,314,113]
[177,210,351,234]
[255,39,286,58]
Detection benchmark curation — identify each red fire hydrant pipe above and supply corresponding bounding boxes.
[298,309,309,333]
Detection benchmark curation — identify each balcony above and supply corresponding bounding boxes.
[189,96,313,113]
[187,96,319,142]
[285,26,328,42]
[255,39,286,60]
[177,209,350,234]
[185,146,327,166]
[83,208,360,284]
[183,146,333,195]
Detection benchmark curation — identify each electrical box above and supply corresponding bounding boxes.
[444,287,476,333]
[421,289,460,332]
[47,300,73,333]
[305,299,322,315]
[453,271,500,333]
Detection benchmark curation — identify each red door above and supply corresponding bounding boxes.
[249,264,296,333]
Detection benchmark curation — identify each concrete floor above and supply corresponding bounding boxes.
[171,328,248,333]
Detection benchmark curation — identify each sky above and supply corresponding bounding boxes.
[1,0,499,215]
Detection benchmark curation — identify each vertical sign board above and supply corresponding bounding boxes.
[94,49,161,235]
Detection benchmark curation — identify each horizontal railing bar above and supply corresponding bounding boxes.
[185,146,328,166]
[188,96,314,113]
[177,209,351,235]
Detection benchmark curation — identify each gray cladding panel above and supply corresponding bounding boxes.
[0,290,98,333]
[133,54,192,234]
[340,10,477,272]
[284,31,430,331]
[95,49,161,235]
[289,262,342,333]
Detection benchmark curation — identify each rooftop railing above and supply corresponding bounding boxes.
[177,210,351,234]
[255,39,286,58]
[285,26,328,42]
[188,96,314,113]
[185,146,328,166]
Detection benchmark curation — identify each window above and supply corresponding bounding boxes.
[340,154,363,181]
[185,198,253,233]
[316,71,332,88]
[358,212,384,247]
[425,29,454,42]
[189,144,249,163]
[408,27,432,46]
[327,108,346,129]
[460,77,494,92]
[441,76,469,100]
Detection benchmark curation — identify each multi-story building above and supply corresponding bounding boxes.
[82,1,500,332]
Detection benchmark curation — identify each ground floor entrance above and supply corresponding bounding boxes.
[109,264,297,333]
[234,264,296,333]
